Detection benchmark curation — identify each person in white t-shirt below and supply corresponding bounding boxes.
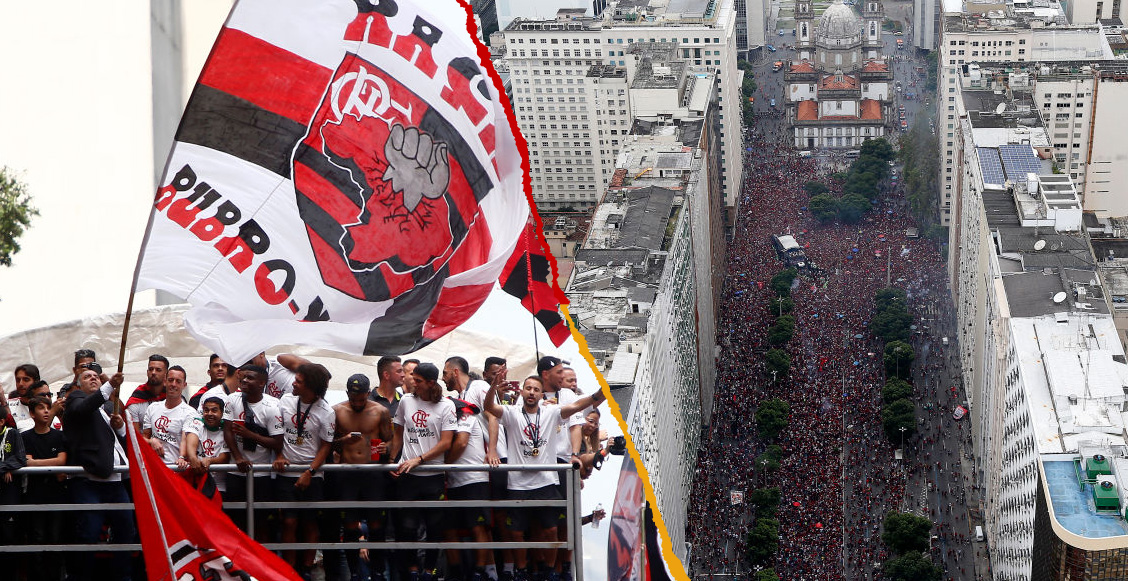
[272,363,336,575]
[442,357,497,581]
[388,362,457,579]
[482,375,605,581]
[183,396,231,494]
[222,364,284,541]
[141,366,195,465]
[537,358,587,581]
[251,352,310,399]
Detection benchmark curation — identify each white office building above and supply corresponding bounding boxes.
[502,0,745,212]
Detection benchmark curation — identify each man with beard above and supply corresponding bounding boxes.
[126,354,170,434]
[482,376,605,581]
[388,362,456,580]
[333,374,393,580]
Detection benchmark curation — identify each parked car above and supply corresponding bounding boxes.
[766,44,777,52]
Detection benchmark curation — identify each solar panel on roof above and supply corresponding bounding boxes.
[978,147,1006,186]
[999,144,1042,180]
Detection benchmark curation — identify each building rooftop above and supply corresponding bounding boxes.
[1043,460,1128,538]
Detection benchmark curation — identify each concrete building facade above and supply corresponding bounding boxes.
[502,0,744,211]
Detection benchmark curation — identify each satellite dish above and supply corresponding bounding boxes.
[1053,292,1067,304]
[1034,239,1046,251]
[995,103,1006,115]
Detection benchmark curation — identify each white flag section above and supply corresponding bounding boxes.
[138,0,529,365]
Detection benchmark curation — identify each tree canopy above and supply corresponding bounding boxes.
[882,398,917,443]
[0,167,37,268]
[883,551,942,581]
[882,512,933,554]
[756,399,791,440]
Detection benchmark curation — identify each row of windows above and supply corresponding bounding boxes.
[950,38,1025,45]
[509,35,724,47]
[512,49,602,58]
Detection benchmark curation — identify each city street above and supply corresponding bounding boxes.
[688,1,986,579]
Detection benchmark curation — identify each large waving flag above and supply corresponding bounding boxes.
[499,219,572,347]
[138,0,530,364]
[127,423,302,581]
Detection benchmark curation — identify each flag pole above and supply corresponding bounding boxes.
[115,192,162,411]
[523,221,541,359]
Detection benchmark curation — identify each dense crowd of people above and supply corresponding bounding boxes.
[686,128,955,579]
[0,350,611,581]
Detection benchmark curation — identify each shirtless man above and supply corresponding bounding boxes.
[333,374,393,581]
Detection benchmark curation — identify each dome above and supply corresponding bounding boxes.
[816,0,863,43]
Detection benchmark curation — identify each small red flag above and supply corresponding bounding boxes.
[127,423,302,581]
[499,218,572,346]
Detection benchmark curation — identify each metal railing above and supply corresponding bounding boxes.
[0,463,586,580]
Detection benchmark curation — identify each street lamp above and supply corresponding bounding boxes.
[894,345,903,378]
[899,425,908,452]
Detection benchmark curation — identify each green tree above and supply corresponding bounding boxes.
[881,512,934,554]
[860,137,896,162]
[755,569,781,581]
[749,487,782,518]
[755,399,790,440]
[884,341,915,378]
[804,180,829,196]
[767,315,796,346]
[809,193,839,222]
[765,349,791,378]
[875,288,908,313]
[838,193,871,223]
[882,378,914,404]
[883,551,942,581]
[882,398,917,443]
[744,518,780,567]
[770,269,798,296]
[756,445,785,473]
[0,168,38,267]
[872,309,913,343]
[769,296,794,316]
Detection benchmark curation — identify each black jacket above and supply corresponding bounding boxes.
[63,388,124,479]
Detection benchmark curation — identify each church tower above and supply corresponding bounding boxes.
[862,0,884,59]
[796,0,814,61]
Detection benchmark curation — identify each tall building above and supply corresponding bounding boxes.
[736,0,769,52]
[913,0,939,50]
[470,0,500,43]
[937,2,1111,230]
[495,0,599,31]
[564,50,725,562]
[786,0,893,148]
[502,0,745,213]
[951,65,1128,580]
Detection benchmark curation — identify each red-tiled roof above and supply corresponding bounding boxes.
[862,60,889,73]
[819,73,858,90]
[797,100,818,121]
[860,99,882,120]
[790,61,816,73]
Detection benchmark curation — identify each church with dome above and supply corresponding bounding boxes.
[785,0,893,149]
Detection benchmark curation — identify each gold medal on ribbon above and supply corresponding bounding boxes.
[531,447,540,457]
[295,436,304,446]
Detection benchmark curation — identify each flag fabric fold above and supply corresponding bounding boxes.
[126,422,302,581]
[499,219,572,347]
[137,0,532,364]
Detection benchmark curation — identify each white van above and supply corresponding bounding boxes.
[975,525,984,542]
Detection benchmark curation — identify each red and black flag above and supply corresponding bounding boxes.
[500,219,571,347]
[137,0,531,364]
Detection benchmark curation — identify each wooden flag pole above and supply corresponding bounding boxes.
[115,193,162,414]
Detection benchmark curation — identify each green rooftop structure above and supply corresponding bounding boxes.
[1087,454,1112,481]
[1094,479,1120,512]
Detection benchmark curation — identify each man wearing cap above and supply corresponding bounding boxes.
[482,375,606,581]
[333,373,394,580]
[388,362,457,580]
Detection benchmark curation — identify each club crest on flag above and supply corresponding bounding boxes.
[293,28,494,303]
